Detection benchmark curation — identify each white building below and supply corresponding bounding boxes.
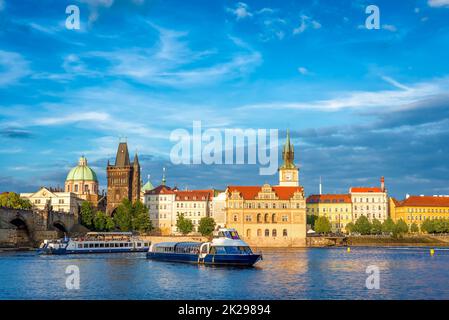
[349,177,388,222]
[20,187,82,215]
[143,185,176,235]
[173,190,214,232]
[211,191,227,228]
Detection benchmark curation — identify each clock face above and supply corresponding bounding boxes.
[285,172,293,181]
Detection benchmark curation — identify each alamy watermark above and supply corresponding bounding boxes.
[170,121,279,175]
[65,265,80,290]
[365,265,380,290]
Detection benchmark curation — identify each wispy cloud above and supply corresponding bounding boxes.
[0,51,30,87]
[226,2,253,20]
[293,14,321,35]
[428,0,449,8]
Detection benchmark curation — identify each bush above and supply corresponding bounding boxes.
[410,222,419,233]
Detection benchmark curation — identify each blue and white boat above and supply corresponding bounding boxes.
[146,228,262,266]
[38,232,150,255]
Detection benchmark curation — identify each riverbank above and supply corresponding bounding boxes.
[347,235,449,247]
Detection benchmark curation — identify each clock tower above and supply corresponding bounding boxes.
[278,129,299,186]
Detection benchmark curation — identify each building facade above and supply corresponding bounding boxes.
[306,194,353,233]
[20,187,82,215]
[65,156,100,207]
[350,177,388,222]
[144,185,176,235]
[225,131,307,247]
[106,142,141,215]
[390,195,449,228]
[174,190,214,232]
[211,191,227,228]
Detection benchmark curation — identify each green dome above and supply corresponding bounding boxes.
[66,156,98,182]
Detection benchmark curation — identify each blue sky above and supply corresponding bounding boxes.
[1,0,449,198]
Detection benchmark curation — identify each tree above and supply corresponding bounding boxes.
[113,199,152,232]
[176,214,194,235]
[80,201,96,229]
[371,218,382,235]
[93,211,108,231]
[421,218,436,234]
[394,219,409,237]
[307,214,318,227]
[198,217,216,236]
[410,222,419,233]
[381,217,395,234]
[314,216,332,234]
[0,192,32,210]
[345,222,355,234]
[354,216,372,235]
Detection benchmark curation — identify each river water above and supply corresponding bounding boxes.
[0,247,448,300]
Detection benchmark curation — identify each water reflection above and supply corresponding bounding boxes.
[1,247,449,299]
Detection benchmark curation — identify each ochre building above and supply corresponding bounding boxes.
[225,130,307,247]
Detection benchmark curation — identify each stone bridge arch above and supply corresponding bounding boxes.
[8,215,32,247]
[51,220,68,238]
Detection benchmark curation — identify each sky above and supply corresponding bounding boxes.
[1,0,449,198]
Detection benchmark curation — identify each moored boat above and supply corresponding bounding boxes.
[146,228,262,266]
[37,232,150,255]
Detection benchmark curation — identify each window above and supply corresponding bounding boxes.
[257,229,262,236]
[257,214,262,223]
[282,215,288,222]
[246,229,251,238]
[272,229,277,237]
[264,229,269,237]
[272,214,276,223]
[264,213,269,223]
[245,215,251,222]
[233,215,238,222]
[283,229,288,237]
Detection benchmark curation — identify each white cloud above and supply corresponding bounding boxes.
[298,67,309,75]
[428,0,449,8]
[34,112,110,126]
[382,24,397,32]
[0,51,30,87]
[237,76,449,112]
[227,2,253,20]
[293,15,321,35]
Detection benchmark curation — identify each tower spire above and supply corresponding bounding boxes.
[281,129,296,169]
[162,167,166,186]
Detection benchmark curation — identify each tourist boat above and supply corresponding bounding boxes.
[37,232,151,255]
[146,228,262,266]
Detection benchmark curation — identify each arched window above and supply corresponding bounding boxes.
[257,213,262,223]
[283,229,288,237]
[74,184,78,192]
[272,213,276,223]
[233,215,238,222]
[257,229,262,236]
[264,229,269,237]
[272,229,277,237]
[264,213,269,223]
[246,229,251,238]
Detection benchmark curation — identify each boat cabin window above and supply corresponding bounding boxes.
[89,243,94,248]
[137,243,142,247]
[100,243,105,248]
[78,244,82,248]
[219,230,241,240]
[211,246,252,255]
[95,243,99,248]
[144,243,149,247]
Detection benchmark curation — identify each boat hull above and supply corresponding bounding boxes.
[146,252,262,266]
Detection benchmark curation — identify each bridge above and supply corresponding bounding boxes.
[0,207,79,248]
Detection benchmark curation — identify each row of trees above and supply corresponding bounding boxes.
[81,199,217,236]
[313,215,414,237]
[80,199,152,233]
[420,218,449,234]
[0,192,32,210]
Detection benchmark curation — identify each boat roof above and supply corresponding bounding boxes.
[86,232,133,236]
[153,241,202,248]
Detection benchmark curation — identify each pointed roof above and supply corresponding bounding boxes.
[114,142,130,167]
[133,152,139,166]
[280,129,296,169]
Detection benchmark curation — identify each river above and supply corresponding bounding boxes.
[0,247,448,299]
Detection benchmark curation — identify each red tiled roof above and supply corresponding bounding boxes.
[397,196,449,207]
[350,187,383,193]
[306,194,351,204]
[174,190,214,201]
[227,185,303,200]
[145,185,175,195]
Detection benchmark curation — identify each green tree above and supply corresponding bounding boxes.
[93,211,108,231]
[0,192,32,210]
[421,218,436,234]
[394,219,409,237]
[198,217,216,236]
[382,217,395,234]
[307,214,318,227]
[314,216,332,234]
[410,222,419,233]
[105,216,115,231]
[176,214,194,235]
[354,216,372,235]
[345,222,355,234]
[371,218,383,235]
[80,201,96,229]
[113,199,152,232]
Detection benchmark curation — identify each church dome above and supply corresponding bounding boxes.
[66,156,98,182]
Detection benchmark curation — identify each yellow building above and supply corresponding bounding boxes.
[306,194,352,233]
[225,130,307,247]
[390,195,449,228]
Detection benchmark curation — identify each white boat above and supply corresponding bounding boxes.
[37,232,150,255]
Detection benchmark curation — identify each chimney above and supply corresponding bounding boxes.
[380,176,385,192]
